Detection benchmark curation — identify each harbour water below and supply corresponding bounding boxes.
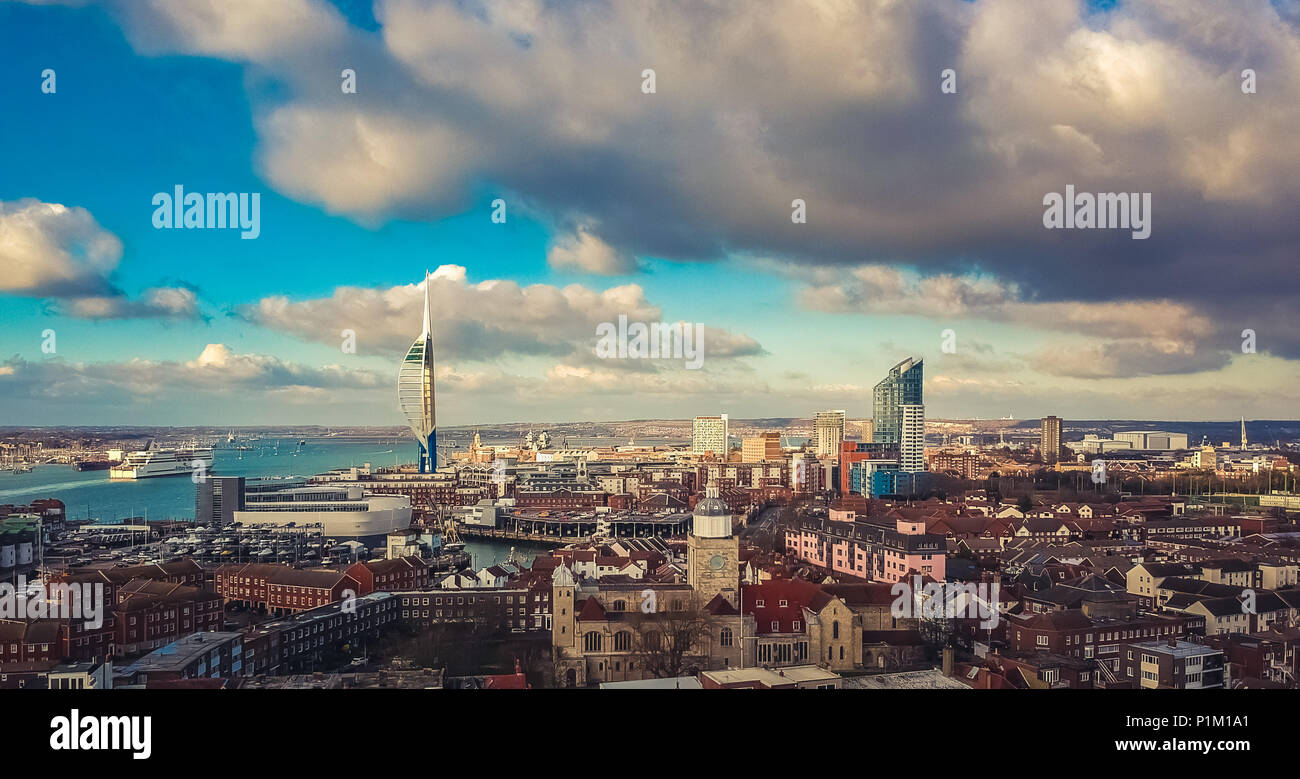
[0,439,539,568]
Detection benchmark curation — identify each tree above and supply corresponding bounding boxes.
[1017,494,1034,513]
[626,595,712,679]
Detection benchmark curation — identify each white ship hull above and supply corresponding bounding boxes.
[110,449,214,480]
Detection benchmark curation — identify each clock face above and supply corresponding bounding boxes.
[709,554,726,571]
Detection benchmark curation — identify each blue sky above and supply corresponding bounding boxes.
[2,0,1298,426]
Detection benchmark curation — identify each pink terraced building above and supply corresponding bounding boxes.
[784,510,946,583]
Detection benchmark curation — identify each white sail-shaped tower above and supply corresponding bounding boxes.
[398,271,437,472]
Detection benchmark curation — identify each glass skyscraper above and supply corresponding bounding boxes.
[872,357,923,445]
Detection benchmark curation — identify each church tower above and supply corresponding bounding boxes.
[688,481,739,608]
[552,563,576,651]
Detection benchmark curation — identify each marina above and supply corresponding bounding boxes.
[0,439,528,571]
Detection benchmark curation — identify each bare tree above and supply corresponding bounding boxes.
[626,595,712,679]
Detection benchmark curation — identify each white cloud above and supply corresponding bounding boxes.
[110,0,350,62]
[547,228,638,275]
[0,199,122,297]
[236,265,666,360]
[0,198,204,320]
[794,263,1235,375]
[236,262,769,388]
[0,344,383,403]
[63,286,200,320]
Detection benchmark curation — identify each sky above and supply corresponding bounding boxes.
[1,0,1299,427]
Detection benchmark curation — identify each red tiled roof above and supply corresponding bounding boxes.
[576,596,607,621]
[704,593,738,616]
[742,579,830,634]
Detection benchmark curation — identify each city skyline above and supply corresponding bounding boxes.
[4,0,1300,427]
[7,0,1300,744]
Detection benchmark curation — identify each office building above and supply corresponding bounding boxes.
[866,358,926,482]
[195,475,244,528]
[848,457,899,495]
[790,452,827,492]
[899,404,925,472]
[1113,431,1190,451]
[813,410,846,459]
[928,451,980,479]
[1040,416,1062,464]
[839,441,896,494]
[872,357,923,447]
[741,431,781,462]
[692,414,729,458]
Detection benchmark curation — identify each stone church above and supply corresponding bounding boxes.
[552,483,755,687]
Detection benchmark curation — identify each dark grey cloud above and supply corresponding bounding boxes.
[91,0,1300,359]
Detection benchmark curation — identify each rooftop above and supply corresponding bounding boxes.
[702,665,840,687]
[842,669,972,690]
[1128,639,1223,658]
[121,631,243,674]
[599,676,703,690]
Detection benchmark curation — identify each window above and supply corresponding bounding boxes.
[614,631,631,651]
[832,621,840,639]
[719,628,733,647]
[584,632,603,652]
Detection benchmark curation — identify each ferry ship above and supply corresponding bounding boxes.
[109,447,214,480]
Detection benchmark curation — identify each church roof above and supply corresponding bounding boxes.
[694,480,730,518]
[704,593,739,615]
[694,495,729,517]
[577,596,607,621]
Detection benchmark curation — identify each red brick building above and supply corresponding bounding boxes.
[515,488,607,509]
[1006,610,1193,676]
[215,563,361,615]
[346,556,430,594]
[0,620,61,664]
[52,559,206,607]
[114,579,223,656]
